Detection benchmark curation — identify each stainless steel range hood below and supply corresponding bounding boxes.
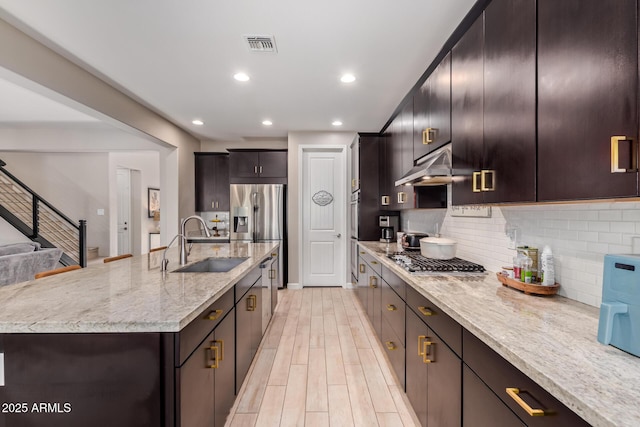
[395,144,452,186]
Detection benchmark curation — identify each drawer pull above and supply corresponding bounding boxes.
[371,261,378,265]
[506,388,546,417]
[381,195,390,206]
[207,339,224,368]
[386,304,397,311]
[418,306,433,316]
[385,341,397,351]
[359,264,366,274]
[418,335,433,363]
[611,136,638,173]
[206,309,223,321]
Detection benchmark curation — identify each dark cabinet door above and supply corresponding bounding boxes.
[406,309,429,427]
[195,153,230,212]
[537,0,638,201]
[463,365,525,427]
[179,331,215,427]
[366,270,381,339]
[483,0,536,203]
[229,151,260,179]
[399,102,415,209]
[379,127,393,210]
[451,15,484,206]
[257,151,287,178]
[235,284,261,394]
[415,52,452,162]
[407,308,461,427]
[356,253,369,310]
[213,309,235,427]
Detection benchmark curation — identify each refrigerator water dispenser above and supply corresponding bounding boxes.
[233,207,250,233]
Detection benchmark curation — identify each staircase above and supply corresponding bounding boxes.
[0,159,87,267]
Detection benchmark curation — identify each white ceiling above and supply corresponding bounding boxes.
[0,0,476,142]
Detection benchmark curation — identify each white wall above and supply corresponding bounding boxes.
[402,186,640,308]
[0,217,30,245]
[287,131,357,285]
[200,139,287,152]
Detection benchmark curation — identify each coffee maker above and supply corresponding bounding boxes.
[379,215,399,242]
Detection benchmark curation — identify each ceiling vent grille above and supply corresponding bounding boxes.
[243,35,277,53]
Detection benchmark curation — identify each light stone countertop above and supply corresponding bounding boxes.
[0,242,278,334]
[359,241,640,427]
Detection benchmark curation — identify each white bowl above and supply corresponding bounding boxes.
[419,237,457,259]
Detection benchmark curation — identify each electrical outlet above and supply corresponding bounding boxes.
[0,353,4,386]
[97,209,105,216]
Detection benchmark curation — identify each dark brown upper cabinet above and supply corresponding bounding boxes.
[537,0,638,201]
[228,149,288,184]
[452,0,536,205]
[414,52,452,161]
[195,153,230,212]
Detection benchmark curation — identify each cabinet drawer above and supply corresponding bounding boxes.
[381,281,405,346]
[358,248,382,276]
[177,287,234,366]
[235,266,262,303]
[381,315,405,389]
[463,329,589,426]
[382,265,406,301]
[406,286,462,357]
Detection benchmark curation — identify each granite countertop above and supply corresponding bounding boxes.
[359,241,640,427]
[0,242,277,334]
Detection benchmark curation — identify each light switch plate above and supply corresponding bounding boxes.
[0,353,4,386]
[97,209,105,216]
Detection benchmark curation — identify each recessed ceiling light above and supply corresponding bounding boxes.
[192,119,204,126]
[332,120,343,126]
[340,74,356,83]
[233,72,250,82]
[262,120,273,126]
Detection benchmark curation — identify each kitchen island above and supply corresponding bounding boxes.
[359,241,640,427]
[0,241,278,427]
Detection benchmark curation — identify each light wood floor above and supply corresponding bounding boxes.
[226,287,420,427]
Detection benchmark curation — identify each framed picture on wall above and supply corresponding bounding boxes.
[148,187,160,218]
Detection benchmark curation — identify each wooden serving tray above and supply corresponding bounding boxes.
[496,272,559,296]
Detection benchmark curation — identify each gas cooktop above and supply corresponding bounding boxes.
[388,252,485,274]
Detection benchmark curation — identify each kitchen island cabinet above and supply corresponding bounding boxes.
[0,242,278,427]
[358,241,640,427]
[537,0,638,201]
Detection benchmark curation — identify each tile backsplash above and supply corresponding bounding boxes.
[401,187,640,307]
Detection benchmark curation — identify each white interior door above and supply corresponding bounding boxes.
[116,168,131,255]
[302,148,346,286]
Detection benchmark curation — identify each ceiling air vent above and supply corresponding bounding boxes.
[243,35,277,53]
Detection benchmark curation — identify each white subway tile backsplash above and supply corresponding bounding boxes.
[402,187,640,308]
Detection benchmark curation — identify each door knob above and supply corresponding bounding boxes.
[335,233,341,238]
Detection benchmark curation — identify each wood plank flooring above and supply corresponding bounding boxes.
[226,288,420,427]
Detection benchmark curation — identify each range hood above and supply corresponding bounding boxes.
[395,144,452,186]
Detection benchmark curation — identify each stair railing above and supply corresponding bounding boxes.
[0,159,87,267]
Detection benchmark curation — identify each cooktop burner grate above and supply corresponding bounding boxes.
[387,252,485,274]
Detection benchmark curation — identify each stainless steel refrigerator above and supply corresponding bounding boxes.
[230,184,285,288]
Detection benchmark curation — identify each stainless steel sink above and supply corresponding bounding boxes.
[172,257,248,273]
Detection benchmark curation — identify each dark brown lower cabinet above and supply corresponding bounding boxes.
[178,308,235,427]
[235,282,262,394]
[406,308,462,427]
[463,365,525,427]
[463,329,590,427]
[380,315,405,390]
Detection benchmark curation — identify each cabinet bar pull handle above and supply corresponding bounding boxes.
[385,341,397,351]
[259,166,263,174]
[611,136,638,173]
[481,170,495,192]
[359,264,366,274]
[206,309,223,321]
[418,335,426,356]
[422,129,432,145]
[247,294,257,311]
[506,388,546,417]
[381,195,390,206]
[371,261,378,265]
[472,171,482,192]
[423,339,433,363]
[254,166,258,174]
[418,306,433,316]
[212,201,215,209]
[207,341,220,369]
[397,192,407,204]
[369,276,378,288]
[386,304,397,311]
